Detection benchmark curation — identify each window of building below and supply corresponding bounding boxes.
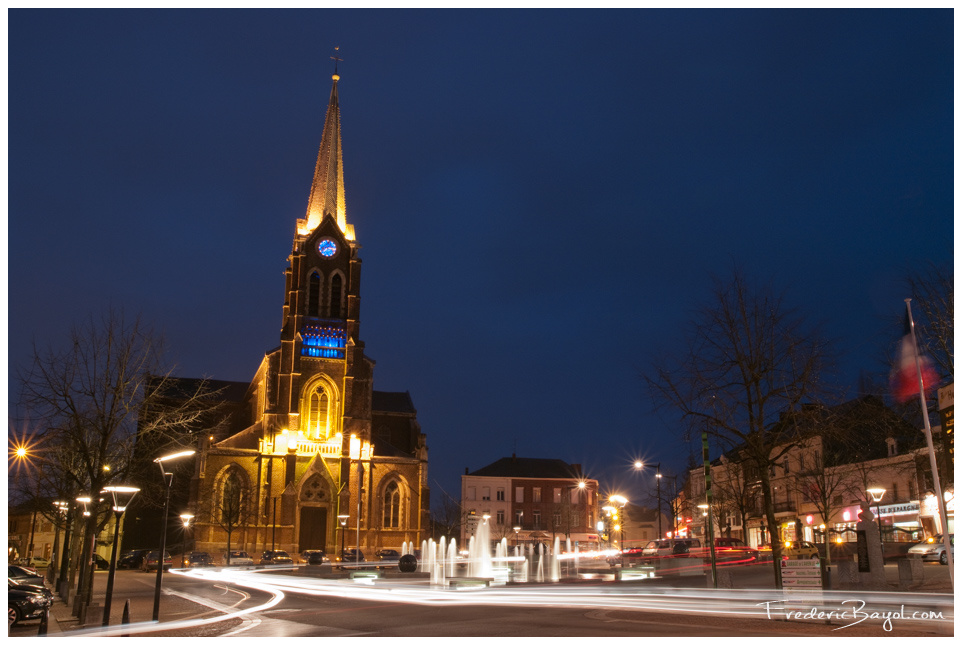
[515,509,523,526]
[496,510,505,525]
[532,509,542,528]
[892,482,899,502]
[307,385,330,439]
[482,486,490,501]
[383,481,400,528]
[308,272,321,316]
[467,487,476,501]
[553,488,561,503]
[516,487,524,503]
[329,273,343,318]
[221,470,246,526]
[533,487,541,502]
[496,488,505,501]
[783,458,790,474]
[553,510,561,527]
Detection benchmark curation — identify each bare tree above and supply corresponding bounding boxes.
[430,491,470,542]
[17,309,223,604]
[202,469,252,564]
[647,270,831,588]
[711,455,759,542]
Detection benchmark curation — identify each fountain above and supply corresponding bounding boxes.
[550,536,561,582]
[446,538,458,578]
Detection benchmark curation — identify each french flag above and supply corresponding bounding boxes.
[890,310,938,403]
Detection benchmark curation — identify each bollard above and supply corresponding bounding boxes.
[37,609,48,636]
[121,599,130,637]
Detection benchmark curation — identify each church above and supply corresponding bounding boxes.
[186,71,429,559]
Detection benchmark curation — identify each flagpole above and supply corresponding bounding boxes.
[905,298,953,586]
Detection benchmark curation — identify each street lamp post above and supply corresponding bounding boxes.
[867,488,886,547]
[179,514,194,568]
[271,497,278,552]
[633,461,663,539]
[152,449,195,622]
[48,501,69,586]
[101,486,139,627]
[609,495,628,551]
[338,514,349,560]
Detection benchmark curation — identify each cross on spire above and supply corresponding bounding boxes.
[331,46,343,75]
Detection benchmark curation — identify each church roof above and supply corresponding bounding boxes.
[303,72,347,235]
[468,456,583,479]
[372,390,416,414]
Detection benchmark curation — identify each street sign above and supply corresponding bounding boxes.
[781,558,823,590]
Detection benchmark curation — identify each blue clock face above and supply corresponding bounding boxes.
[317,238,338,258]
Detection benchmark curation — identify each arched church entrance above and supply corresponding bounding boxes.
[298,473,331,551]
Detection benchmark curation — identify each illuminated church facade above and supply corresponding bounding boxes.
[189,72,429,558]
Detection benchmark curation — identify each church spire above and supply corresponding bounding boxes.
[302,68,350,239]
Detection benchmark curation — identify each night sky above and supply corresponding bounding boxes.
[7,9,954,509]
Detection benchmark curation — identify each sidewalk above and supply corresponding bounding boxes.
[36,573,217,636]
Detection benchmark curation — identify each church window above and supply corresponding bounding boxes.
[301,474,327,502]
[308,272,321,316]
[221,470,246,526]
[307,385,331,439]
[383,481,400,528]
[329,273,343,318]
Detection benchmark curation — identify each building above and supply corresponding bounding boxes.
[461,456,599,549]
[175,71,428,560]
[679,396,954,552]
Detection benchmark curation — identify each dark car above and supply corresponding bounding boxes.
[259,550,294,565]
[142,550,173,572]
[187,552,215,568]
[339,548,365,566]
[118,549,149,570]
[374,549,401,568]
[299,550,330,565]
[7,566,45,588]
[8,579,53,626]
[92,553,110,570]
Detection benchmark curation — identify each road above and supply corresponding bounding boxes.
[11,561,953,638]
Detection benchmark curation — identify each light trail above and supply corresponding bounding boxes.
[55,566,954,636]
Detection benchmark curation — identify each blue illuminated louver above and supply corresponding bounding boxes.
[301,322,347,359]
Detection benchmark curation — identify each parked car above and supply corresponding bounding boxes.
[375,549,400,560]
[225,551,254,566]
[118,549,149,570]
[92,553,110,570]
[260,550,294,565]
[908,534,954,565]
[299,550,331,565]
[141,550,173,572]
[8,566,45,588]
[19,557,50,569]
[8,579,53,626]
[640,538,701,561]
[186,552,215,568]
[339,548,365,566]
[782,541,819,560]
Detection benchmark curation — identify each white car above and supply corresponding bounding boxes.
[908,534,954,565]
[225,551,254,566]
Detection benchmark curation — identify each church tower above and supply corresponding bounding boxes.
[190,70,428,559]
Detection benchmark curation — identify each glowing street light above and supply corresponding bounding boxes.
[180,514,194,568]
[101,486,140,626]
[152,449,195,621]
